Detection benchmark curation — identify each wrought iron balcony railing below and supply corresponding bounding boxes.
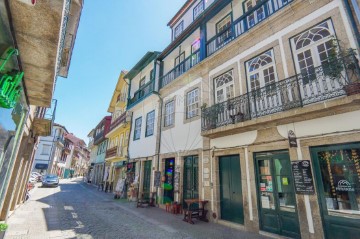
[207,0,293,56]
[110,112,127,131]
[160,50,200,88]
[34,99,57,121]
[105,146,125,158]
[202,54,360,131]
[128,80,154,108]
[93,131,105,144]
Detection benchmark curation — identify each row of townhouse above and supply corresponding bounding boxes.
[121,0,360,239]
[31,124,89,179]
[0,0,82,224]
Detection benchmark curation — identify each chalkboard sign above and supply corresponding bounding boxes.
[154,171,161,187]
[291,160,315,195]
[173,172,180,192]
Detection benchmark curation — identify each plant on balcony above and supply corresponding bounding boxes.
[201,103,224,130]
[322,37,360,95]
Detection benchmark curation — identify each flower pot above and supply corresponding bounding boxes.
[344,82,360,96]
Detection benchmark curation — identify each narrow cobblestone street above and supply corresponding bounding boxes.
[5,178,269,239]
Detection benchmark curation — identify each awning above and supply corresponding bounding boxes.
[35,163,48,170]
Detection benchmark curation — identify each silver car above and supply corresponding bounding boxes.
[42,175,59,187]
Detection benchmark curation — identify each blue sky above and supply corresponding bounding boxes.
[54,0,184,142]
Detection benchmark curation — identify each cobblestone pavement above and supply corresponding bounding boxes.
[5,178,270,239]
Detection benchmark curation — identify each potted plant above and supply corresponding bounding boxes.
[0,222,8,239]
[343,48,360,95]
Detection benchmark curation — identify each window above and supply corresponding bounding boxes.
[214,70,234,103]
[134,117,142,140]
[41,144,51,155]
[244,0,266,28]
[174,52,185,67]
[150,69,154,80]
[174,21,184,39]
[193,0,204,20]
[164,101,175,127]
[246,50,277,93]
[139,77,146,88]
[216,14,231,33]
[191,39,200,53]
[187,88,199,119]
[145,110,155,136]
[291,20,336,85]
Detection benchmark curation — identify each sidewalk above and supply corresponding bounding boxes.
[81,180,270,239]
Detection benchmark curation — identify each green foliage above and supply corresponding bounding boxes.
[0,223,8,232]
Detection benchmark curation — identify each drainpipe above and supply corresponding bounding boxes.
[152,89,163,204]
[343,0,360,48]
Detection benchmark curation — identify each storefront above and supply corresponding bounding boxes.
[254,150,300,238]
[183,155,199,208]
[311,143,360,239]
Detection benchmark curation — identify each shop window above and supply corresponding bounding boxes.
[317,147,360,216]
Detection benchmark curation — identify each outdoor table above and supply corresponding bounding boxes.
[183,199,209,224]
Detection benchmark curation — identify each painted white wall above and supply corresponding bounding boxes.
[32,135,54,171]
[129,95,159,159]
[277,110,360,139]
[163,28,200,75]
[160,78,203,154]
[129,61,155,97]
[171,0,216,40]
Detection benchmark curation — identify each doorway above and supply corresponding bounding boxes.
[163,158,175,203]
[142,160,152,199]
[311,143,360,239]
[255,150,300,238]
[183,155,198,207]
[219,155,244,224]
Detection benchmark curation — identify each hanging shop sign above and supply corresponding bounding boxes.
[291,160,315,194]
[0,47,24,109]
[288,130,298,148]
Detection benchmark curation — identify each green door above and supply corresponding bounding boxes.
[255,151,300,238]
[183,156,198,207]
[219,155,244,224]
[311,143,360,239]
[143,160,152,199]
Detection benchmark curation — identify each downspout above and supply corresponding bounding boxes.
[343,0,360,48]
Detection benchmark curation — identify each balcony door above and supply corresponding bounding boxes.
[183,156,199,208]
[174,51,185,75]
[291,20,345,105]
[246,50,280,118]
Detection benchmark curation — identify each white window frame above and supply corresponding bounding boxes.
[134,117,142,140]
[174,21,184,39]
[41,144,51,155]
[186,88,199,119]
[214,70,235,103]
[193,0,204,20]
[145,110,155,137]
[164,100,175,127]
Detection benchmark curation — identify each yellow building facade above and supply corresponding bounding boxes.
[105,71,130,192]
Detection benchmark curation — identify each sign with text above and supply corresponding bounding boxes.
[291,160,315,195]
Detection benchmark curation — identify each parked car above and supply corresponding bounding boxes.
[31,172,42,182]
[42,175,59,187]
[28,176,37,183]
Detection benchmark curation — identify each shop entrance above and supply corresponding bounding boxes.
[183,156,198,207]
[311,143,360,239]
[142,160,152,199]
[163,158,175,203]
[219,155,244,224]
[255,151,300,238]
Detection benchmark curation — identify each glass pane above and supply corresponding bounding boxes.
[318,148,360,218]
[260,192,275,210]
[278,193,296,212]
[258,160,271,175]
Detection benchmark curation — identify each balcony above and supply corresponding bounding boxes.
[160,50,200,88]
[202,54,360,132]
[55,136,65,145]
[109,112,127,131]
[128,80,154,108]
[93,131,105,145]
[207,0,293,56]
[105,146,125,159]
[33,99,57,136]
